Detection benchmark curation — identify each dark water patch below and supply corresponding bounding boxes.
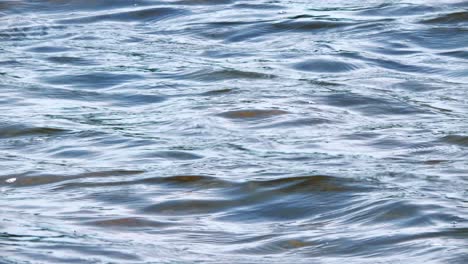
[194,19,353,43]
[393,80,443,92]
[165,68,276,82]
[140,150,203,160]
[440,135,468,147]
[0,1,22,12]
[203,69,275,81]
[141,175,368,219]
[58,7,188,24]
[272,19,353,31]
[200,88,235,96]
[423,159,449,165]
[202,50,253,58]
[253,117,333,129]
[341,52,437,73]
[50,148,97,159]
[26,46,72,53]
[37,244,141,261]
[190,21,265,42]
[110,93,167,107]
[55,175,231,190]
[0,232,65,245]
[0,59,21,66]
[341,131,383,141]
[26,86,166,107]
[0,25,69,41]
[342,199,438,227]
[70,35,101,41]
[43,72,142,89]
[421,11,468,24]
[174,0,235,5]
[218,176,371,222]
[193,20,259,27]
[304,229,467,262]
[22,0,160,12]
[343,18,395,36]
[231,19,352,42]
[405,27,468,50]
[83,217,175,229]
[357,3,438,17]
[141,198,233,215]
[0,170,144,187]
[293,58,360,73]
[156,175,230,188]
[301,78,341,87]
[319,93,427,116]
[0,124,67,139]
[232,238,313,255]
[218,109,289,120]
[367,46,421,56]
[234,3,284,10]
[45,56,96,65]
[242,175,363,193]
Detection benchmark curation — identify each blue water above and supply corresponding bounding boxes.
[1,0,467,263]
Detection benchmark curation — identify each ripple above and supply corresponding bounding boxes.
[253,117,333,129]
[0,1,21,11]
[138,175,369,220]
[55,175,231,190]
[163,68,276,82]
[26,46,72,53]
[174,0,235,5]
[51,148,97,159]
[357,3,438,17]
[200,88,235,96]
[45,56,96,66]
[141,199,233,215]
[440,135,468,147]
[233,3,284,10]
[0,170,144,187]
[42,72,143,89]
[232,238,314,255]
[58,7,189,24]
[140,151,203,160]
[0,25,68,41]
[217,109,289,120]
[110,93,167,107]
[84,217,175,229]
[272,20,353,31]
[407,28,468,50]
[293,58,360,73]
[342,52,437,73]
[193,18,353,43]
[319,93,427,115]
[421,11,468,24]
[0,124,67,139]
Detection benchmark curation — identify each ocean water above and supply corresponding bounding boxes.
[0,0,467,263]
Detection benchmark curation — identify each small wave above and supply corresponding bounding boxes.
[42,72,143,89]
[217,109,289,120]
[421,11,468,24]
[160,68,276,82]
[0,124,67,139]
[58,7,189,24]
[293,58,360,73]
[0,170,144,187]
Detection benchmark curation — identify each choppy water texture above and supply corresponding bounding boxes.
[1,0,468,263]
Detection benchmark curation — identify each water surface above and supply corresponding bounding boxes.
[1,0,467,263]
